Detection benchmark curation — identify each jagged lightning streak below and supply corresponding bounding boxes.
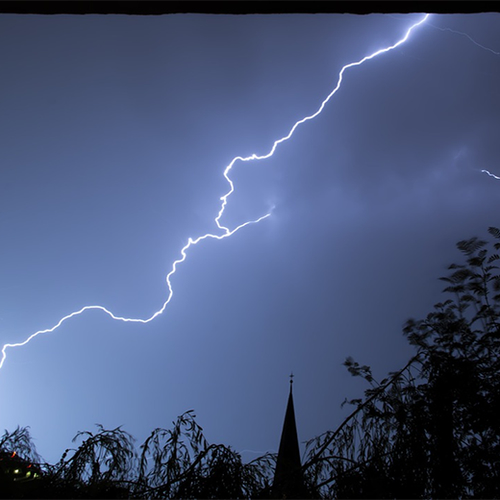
[0,216,271,369]
[0,14,429,371]
[481,169,500,180]
[429,23,500,56]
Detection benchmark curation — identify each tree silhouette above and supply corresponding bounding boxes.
[42,424,137,498]
[0,427,43,498]
[303,226,500,498]
[0,413,274,498]
[135,410,274,499]
[0,426,40,465]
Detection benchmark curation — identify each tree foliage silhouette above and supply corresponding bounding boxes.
[0,412,274,498]
[302,226,500,498]
[0,426,40,464]
[41,424,137,498]
[135,410,274,499]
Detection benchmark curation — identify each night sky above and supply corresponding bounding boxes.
[1,12,499,465]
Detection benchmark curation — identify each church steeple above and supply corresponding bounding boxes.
[272,374,308,499]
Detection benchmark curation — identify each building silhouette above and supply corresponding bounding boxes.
[272,375,309,499]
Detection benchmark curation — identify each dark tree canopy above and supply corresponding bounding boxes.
[302,226,500,499]
[0,411,275,499]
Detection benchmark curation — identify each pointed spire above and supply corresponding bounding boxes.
[272,374,308,499]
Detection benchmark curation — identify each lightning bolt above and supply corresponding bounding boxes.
[429,23,500,56]
[0,216,271,369]
[0,14,430,371]
[481,169,500,180]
